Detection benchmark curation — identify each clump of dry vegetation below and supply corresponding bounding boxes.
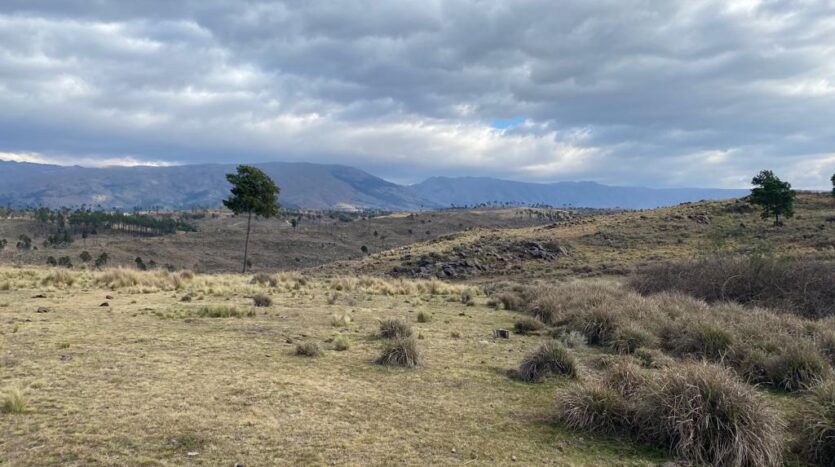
[331,334,351,351]
[556,382,631,435]
[378,318,413,339]
[196,305,253,318]
[513,317,544,334]
[517,341,577,383]
[252,293,272,307]
[1,386,27,414]
[376,336,422,368]
[630,255,835,319]
[295,341,323,357]
[794,382,835,465]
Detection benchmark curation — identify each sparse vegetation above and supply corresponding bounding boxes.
[332,334,351,351]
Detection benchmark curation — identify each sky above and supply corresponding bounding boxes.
[0,0,834,188]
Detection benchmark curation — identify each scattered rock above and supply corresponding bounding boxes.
[187,452,198,457]
[31,294,47,298]
[286,338,294,344]
[105,295,114,300]
[36,306,49,313]
[100,302,110,307]
[60,354,73,362]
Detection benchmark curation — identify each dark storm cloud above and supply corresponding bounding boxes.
[0,0,833,187]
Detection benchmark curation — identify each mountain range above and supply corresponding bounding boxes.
[0,160,747,210]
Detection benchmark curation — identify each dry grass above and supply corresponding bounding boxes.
[1,386,27,414]
[1,267,670,465]
[376,336,422,368]
[794,382,835,465]
[517,341,577,383]
[377,318,413,339]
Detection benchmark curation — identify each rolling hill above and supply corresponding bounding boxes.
[0,160,745,210]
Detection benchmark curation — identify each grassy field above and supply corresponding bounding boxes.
[0,268,664,466]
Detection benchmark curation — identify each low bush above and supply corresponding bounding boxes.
[378,319,413,339]
[517,341,577,383]
[795,382,835,465]
[633,347,673,369]
[376,336,422,368]
[555,330,587,349]
[252,294,272,307]
[295,342,323,357]
[556,383,631,435]
[416,311,431,323]
[636,363,784,467]
[330,313,351,327]
[513,317,545,334]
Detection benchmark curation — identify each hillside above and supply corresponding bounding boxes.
[0,160,744,210]
[330,192,835,281]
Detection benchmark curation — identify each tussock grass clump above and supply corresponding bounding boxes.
[636,363,784,467]
[661,321,733,361]
[630,256,835,319]
[1,386,27,414]
[416,311,431,323]
[766,343,829,392]
[610,325,656,355]
[633,347,672,369]
[295,341,323,357]
[196,305,253,318]
[603,359,648,398]
[795,382,835,465]
[378,319,413,339]
[332,334,351,351]
[376,336,422,368]
[41,270,75,287]
[513,317,545,335]
[570,308,620,346]
[252,293,272,307]
[517,341,577,383]
[556,383,631,435]
[250,273,277,287]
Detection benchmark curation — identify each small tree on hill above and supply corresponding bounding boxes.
[223,165,280,273]
[748,170,795,226]
[831,173,834,198]
[79,251,92,262]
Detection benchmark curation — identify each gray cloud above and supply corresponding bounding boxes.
[0,0,834,188]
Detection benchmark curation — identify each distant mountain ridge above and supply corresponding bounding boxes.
[0,160,746,210]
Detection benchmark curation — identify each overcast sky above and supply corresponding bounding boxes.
[1,0,834,188]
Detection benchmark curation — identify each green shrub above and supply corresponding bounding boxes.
[513,317,545,335]
[416,311,431,323]
[556,383,631,435]
[766,343,829,392]
[376,336,421,368]
[517,341,577,383]
[378,319,413,339]
[795,382,835,465]
[295,342,322,357]
[636,363,784,467]
[610,325,656,355]
[252,294,272,307]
